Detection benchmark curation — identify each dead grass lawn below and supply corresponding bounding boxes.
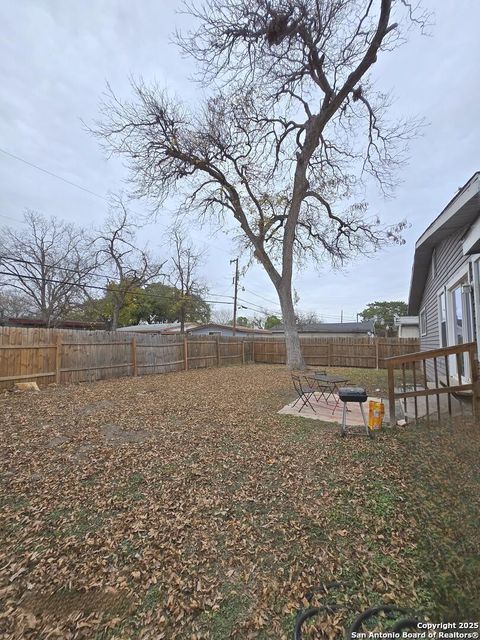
[0,364,478,639]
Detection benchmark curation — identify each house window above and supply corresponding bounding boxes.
[419,307,427,336]
[208,331,221,335]
[438,291,447,347]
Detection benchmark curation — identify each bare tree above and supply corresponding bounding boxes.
[296,310,323,325]
[0,290,34,323]
[94,199,165,330]
[0,210,96,326]
[168,227,208,333]
[211,307,235,325]
[93,0,426,367]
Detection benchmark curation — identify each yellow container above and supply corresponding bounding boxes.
[368,400,384,430]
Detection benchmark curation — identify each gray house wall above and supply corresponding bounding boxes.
[418,224,472,380]
[418,225,471,352]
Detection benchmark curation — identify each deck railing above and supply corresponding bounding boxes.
[385,342,479,425]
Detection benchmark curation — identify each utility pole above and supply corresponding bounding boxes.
[230,258,239,336]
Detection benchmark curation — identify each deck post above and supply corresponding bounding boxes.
[387,362,396,427]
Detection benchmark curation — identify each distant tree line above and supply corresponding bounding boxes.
[0,206,211,330]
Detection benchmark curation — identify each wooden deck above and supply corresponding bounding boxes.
[385,342,479,425]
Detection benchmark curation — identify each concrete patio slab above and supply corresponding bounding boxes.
[279,394,384,427]
[279,392,474,427]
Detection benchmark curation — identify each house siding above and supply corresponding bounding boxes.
[418,224,471,379]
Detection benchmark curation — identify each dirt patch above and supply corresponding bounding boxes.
[21,588,135,618]
[47,436,69,448]
[77,399,116,416]
[100,423,150,444]
[71,443,96,462]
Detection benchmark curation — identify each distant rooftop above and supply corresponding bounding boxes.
[117,322,198,333]
[183,323,271,334]
[271,320,375,334]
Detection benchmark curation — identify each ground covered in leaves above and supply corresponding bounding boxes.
[1,364,479,639]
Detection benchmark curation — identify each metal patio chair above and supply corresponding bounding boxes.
[291,374,317,413]
[307,371,331,404]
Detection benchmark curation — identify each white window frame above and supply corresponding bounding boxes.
[419,307,427,336]
[470,255,480,358]
[437,288,448,347]
[431,247,437,279]
[445,265,473,382]
[445,266,470,346]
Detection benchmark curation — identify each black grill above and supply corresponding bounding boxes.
[338,387,368,403]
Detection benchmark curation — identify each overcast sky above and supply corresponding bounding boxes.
[1,0,479,322]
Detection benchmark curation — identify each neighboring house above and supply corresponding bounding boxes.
[394,316,420,339]
[117,322,198,334]
[184,323,272,337]
[271,320,375,338]
[407,172,480,380]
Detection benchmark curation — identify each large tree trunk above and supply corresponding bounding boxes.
[180,303,185,334]
[277,281,305,370]
[111,301,121,331]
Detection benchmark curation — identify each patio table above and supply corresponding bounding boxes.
[305,373,349,413]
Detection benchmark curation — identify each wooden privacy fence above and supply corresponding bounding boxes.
[385,342,480,426]
[252,336,419,369]
[0,327,418,389]
[0,327,252,390]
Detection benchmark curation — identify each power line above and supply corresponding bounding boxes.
[0,147,110,203]
[237,297,281,316]
[0,255,283,318]
[0,254,360,320]
[0,258,271,316]
[1,148,359,321]
[0,269,261,310]
[0,212,23,223]
[0,147,237,254]
[242,287,279,307]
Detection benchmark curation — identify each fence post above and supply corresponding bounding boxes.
[387,362,396,427]
[183,336,189,371]
[131,337,137,376]
[327,341,331,367]
[375,338,379,370]
[216,337,220,367]
[55,333,62,385]
[252,339,255,363]
[242,340,245,365]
